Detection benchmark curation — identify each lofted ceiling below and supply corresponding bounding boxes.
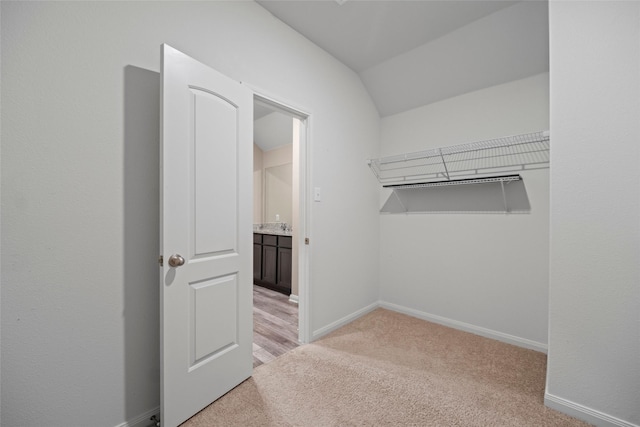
[257,0,549,117]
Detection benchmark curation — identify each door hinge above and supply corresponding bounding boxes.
[158,255,163,267]
[304,238,310,245]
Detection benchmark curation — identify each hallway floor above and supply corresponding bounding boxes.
[253,285,299,368]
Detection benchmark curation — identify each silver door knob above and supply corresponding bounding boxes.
[168,254,185,267]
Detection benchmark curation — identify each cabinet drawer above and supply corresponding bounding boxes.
[253,233,262,244]
[278,236,292,248]
[262,234,278,246]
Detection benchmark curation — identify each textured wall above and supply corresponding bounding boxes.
[379,73,550,350]
[0,2,380,426]
[546,2,640,425]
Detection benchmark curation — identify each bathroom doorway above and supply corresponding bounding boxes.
[251,94,309,367]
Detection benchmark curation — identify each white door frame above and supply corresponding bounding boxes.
[251,89,311,344]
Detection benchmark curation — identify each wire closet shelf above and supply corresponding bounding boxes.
[368,130,550,186]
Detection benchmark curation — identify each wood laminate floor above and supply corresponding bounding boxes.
[253,285,299,368]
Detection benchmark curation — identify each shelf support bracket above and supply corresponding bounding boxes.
[438,148,450,181]
[500,180,509,213]
[393,189,408,213]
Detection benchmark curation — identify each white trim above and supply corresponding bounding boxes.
[251,90,312,345]
[312,302,379,341]
[114,406,159,427]
[544,393,639,427]
[245,84,311,120]
[299,113,311,344]
[289,294,299,304]
[380,301,548,353]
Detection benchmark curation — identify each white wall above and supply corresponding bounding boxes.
[379,73,550,350]
[546,2,640,426]
[263,144,293,170]
[0,2,380,426]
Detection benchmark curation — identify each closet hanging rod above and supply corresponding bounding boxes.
[383,174,522,189]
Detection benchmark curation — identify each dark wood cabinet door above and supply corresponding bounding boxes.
[253,243,262,281]
[262,245,278,285]
[277,247,292,290]
[253,233,292,296]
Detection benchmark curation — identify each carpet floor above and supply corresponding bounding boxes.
[182,308,590,426]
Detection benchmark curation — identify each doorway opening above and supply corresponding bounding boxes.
[251,94,309,367]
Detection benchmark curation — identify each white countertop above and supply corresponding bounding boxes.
[253,223,292,236]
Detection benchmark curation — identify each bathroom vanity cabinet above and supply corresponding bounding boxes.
[253,233,292,295]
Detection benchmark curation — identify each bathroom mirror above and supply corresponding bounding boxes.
[264,162,292,224]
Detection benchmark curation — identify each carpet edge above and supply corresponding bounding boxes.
[380,300,548,353]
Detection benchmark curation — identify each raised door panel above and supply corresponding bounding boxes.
[190,275,238,365]
[190,87,237,258]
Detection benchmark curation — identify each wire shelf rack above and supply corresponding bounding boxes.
[368,131,550,185]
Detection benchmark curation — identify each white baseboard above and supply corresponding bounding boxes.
[312,302,379,341]
[289,294,299,304]
[545,393,638,427]
[380,301,548,353]
[114,406,159,427]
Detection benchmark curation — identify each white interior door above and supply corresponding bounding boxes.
[160,44,253,427]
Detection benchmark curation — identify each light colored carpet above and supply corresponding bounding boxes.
[182,308,590,426]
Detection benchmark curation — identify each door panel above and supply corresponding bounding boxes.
[161,44,252,427]
[190,274,238,365]
[191,87,237,257]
